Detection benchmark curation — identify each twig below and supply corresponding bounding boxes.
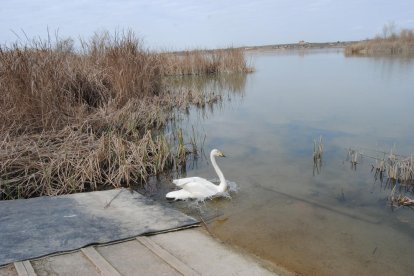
[104,189,123,209]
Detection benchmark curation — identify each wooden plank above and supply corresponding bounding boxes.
[136,236,199,276]
[81,247,121,276]
[13,261,36,276]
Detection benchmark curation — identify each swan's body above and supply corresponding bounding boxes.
[166,149,227,200]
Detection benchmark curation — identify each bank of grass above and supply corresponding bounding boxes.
[345,29,414,56]
[0,31,251,199]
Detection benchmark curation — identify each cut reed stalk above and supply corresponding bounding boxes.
[312,136,324,175]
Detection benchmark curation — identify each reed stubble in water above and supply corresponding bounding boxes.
[0,31,251,199]
[347,147,414,208]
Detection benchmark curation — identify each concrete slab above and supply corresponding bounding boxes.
[0,189,292,275]
[1,228,292,275]
[0,189,198,265]
[31,252,100,276]
[150,229,276,276]
[96,240,180,276]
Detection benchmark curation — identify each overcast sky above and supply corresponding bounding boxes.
[1,0,413,50]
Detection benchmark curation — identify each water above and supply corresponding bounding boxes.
[161,49,414,275]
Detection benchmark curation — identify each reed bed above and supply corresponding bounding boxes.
[345,29,414,56]
[0,31,251,199]
[160,48,253,76]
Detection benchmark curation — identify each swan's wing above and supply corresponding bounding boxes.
[166,189,192,200]
[180,181,219,198]
[173,177,209,187]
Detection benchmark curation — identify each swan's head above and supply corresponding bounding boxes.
[211,149,226,157]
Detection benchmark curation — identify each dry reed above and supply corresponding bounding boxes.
[160,49,253,76]
[348,147,414,185]
[0,31,251,199]
[346,147,414,209]
[389,185,414,209]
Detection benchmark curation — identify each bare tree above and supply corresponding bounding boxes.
[382,21,396,39]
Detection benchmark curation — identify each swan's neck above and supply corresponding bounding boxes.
[210,152,227,192]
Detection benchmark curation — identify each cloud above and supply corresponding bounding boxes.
[1,0,413,49]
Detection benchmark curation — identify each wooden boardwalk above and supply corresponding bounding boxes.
[0,228,289,276]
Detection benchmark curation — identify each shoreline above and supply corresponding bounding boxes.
[243,41,356,52]
[168,41,357,55]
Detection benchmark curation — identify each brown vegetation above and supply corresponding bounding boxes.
[348,147,414,209]
[0,31,251,199]
[161,49,253,75]
[345,28,414,56]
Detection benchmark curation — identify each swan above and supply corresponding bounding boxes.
[166,149,227,200]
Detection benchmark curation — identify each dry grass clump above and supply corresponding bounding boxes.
[366,149,414,186]
[0,127,175,199]
[345,29,414,56]
[0,31,251,199]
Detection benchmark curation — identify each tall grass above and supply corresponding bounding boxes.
[0,31,251,199]
[0,31,166,131]
[345,29,414,56]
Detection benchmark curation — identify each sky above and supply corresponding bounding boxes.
[1,0,414,50]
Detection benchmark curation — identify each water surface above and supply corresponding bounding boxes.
[161,49,414,275]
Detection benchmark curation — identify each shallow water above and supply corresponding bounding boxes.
[161,49,414,275]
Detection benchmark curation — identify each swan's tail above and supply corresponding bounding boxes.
[166,189,192,200]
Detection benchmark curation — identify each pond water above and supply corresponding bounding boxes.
[158,49,414,275]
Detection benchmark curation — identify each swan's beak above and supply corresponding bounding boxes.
[219,151,226,157]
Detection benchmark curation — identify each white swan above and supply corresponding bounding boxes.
[166,149,227,200]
